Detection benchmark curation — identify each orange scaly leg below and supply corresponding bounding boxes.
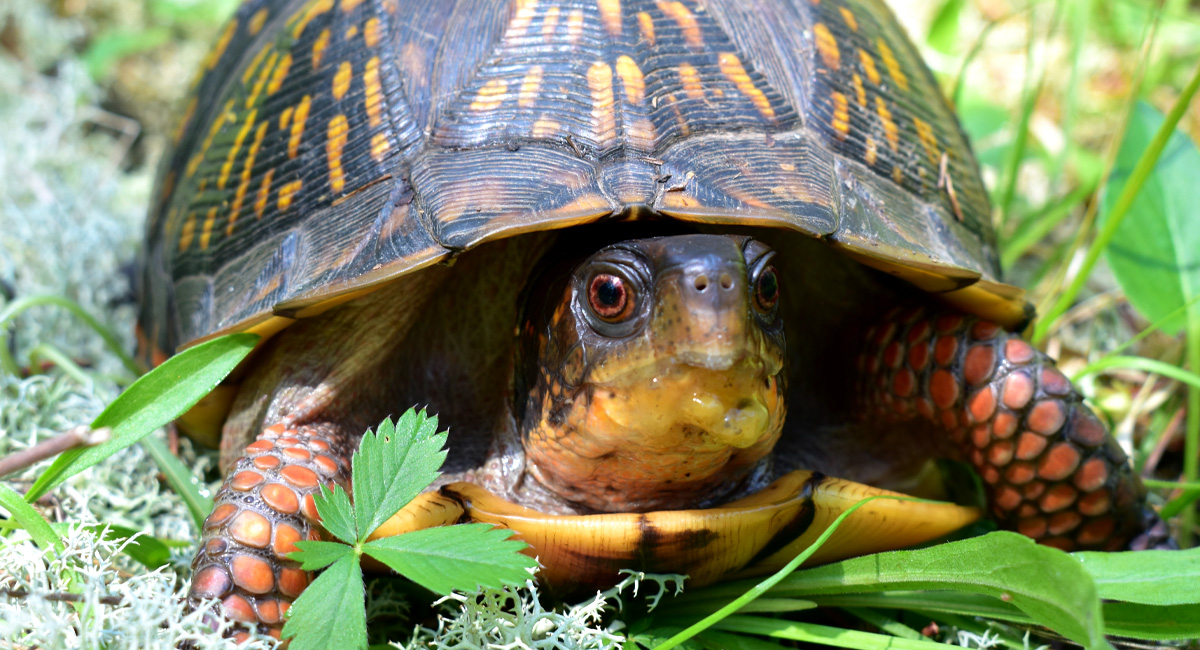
[860,306,1171,551]
[189,423,352,640]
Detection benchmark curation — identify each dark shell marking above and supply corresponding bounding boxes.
[140,0,998,361]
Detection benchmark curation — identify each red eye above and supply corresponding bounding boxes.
[755,265,779,312]
[588,273,633,321]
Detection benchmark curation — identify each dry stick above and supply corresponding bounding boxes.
[1,588,122,606]
[0,426,110,478]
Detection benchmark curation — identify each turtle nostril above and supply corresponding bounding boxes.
[693,275,709,292]
[719,273,733,289]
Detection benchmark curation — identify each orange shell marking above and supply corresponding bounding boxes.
[718,53,774,120]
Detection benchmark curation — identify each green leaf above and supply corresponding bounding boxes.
[1099,101,1200,335]
[312,483,357,545]
[712,616,952,650]
[363,523,535,595]
[82,27,171,80]
[1104,602,1200,640]
[764,532,1107,649]
[1074,547,1200,605]
[926,0,965,54]
[0,483,62,552]
[281,553,367,650]
[289,540,355,571]
[351,412,448,542]
[25,333,258,502]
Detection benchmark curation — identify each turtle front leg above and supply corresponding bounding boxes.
[189,422,352,641]
[860,306,1170,551]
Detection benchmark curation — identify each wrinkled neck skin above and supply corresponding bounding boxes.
[516,235,788,513]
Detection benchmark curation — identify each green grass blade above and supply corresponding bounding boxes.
[0,483,63,552]
[139,432,212,530]
[1072,355,1200,390]
[0,294,140,378]
[1072,547,1200,605]
[25,333,258,502]
[712,615,951,650]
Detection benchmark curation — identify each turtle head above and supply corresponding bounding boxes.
[518,234,787,512]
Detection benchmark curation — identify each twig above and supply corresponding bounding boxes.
[0,426,110,478]
[2,588,123,606]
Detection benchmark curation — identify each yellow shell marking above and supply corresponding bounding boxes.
[839,6,858,31]
[718,53,774,119]
[913,116,940,164]
[678,62,703,100]
[532,118,560,138]
[268,53,292,95]
[364,56,383,126]
[519,65,544,108]
[279,105,295,130]
[345,24,358,40]
[542,6,560,40]
[172,97,197,144]
[248,8,269,35]
[240,43,272,86]
[507,0,537,39]
[341,0,364,12]
[588,61,616,147]
[229,120,269,235]
[312,28,331,69]
[616,55,645,105]
[364,17,381,48]
[812,23,840,70]
[277,179,303,211]
[245,51,279,109]
[203,19,237,71]
[254,168,276,219]
[199,207,218,250]
[875,95,898,151]
[327,114,350,193]
[829,91,849,139]
[370,132,390,162]
[859,49,881,86]
[291,0,333,39]
[186,98,236,178]
[657,1,701,50]
[876,38,909,91]
[178,212,196,251]
[598,0,622,36]
[865,135,878,165]
[218,108,258,190]
[333,61,353,100]
[289,95,312,159]
[567,9,584,45]
[851,72,866,107]
[470,79,509,112]
[637,11,655,45]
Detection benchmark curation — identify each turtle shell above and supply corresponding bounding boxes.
[138,0,1026,363]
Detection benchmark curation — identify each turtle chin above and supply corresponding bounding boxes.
[521,356,787,513]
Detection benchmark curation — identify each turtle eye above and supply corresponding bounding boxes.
[754,265,779,313]
[588,273,634,321]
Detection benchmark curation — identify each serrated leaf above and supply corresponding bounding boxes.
[363,523,535,595]
[26,333,258,502]
[351,412,447,542]
[289,540,354,571]
[1074,547,1200,605]
[280,553,366,650]
[764,532,1107,649]
[312,483,356,544]
[1099,101,1200,335]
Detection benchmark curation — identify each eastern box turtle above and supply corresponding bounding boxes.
[137,0,1167,637]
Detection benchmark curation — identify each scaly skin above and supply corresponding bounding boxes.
[860,306,1168,551]
[189,422,354,641]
